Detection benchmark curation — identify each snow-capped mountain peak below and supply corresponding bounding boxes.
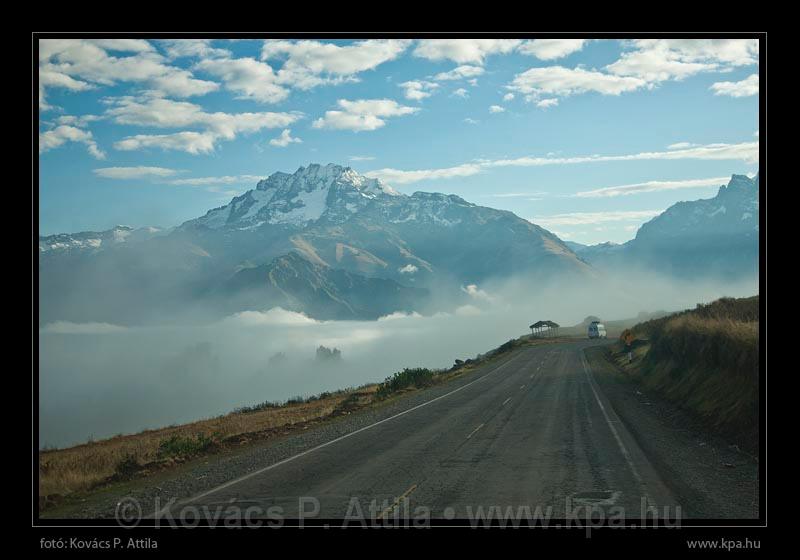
[186,163,403,230]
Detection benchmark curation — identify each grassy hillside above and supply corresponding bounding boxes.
[607,296,759,448]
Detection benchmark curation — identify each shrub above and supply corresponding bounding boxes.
[156,433,215,460]
[377,368,436,399]
[114,453,141,477]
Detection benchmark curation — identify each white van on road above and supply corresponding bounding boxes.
[588,321,607,339]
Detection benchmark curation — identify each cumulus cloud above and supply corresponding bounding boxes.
[312,99,418,131]
[261,39,411,90]
[452,88,469,98]
[518,39,587,60]
[103,96,301,153]
[607,39,758,83]
[114,131,218,154]
[433,65,485,81]
[710,73,759,97]
[413,39,521,64]
[160,39,231,60]
[503,92,514,102]
[536,98,559,109]
[509,66,646,101]
[269,128,302,147]
[489,105,505,113]
[39,125,105,159]
[400,80,439,101]
[193,56,288,104]
[461,284,494,302]
[39,39,218,110]
[573,176,729,198]
[398,264,418,274]
[93,166,180,180]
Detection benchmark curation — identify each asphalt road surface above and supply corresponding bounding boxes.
[158,340,687,524]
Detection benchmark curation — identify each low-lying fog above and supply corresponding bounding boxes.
[39,270,758,448]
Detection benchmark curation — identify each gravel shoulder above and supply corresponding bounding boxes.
[585,345,760,519]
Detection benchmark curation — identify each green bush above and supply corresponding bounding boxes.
[157,434,215,460]
[377,368,436,399]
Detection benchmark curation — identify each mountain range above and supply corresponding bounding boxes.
[570,173,760,278]
[38,165,760,324]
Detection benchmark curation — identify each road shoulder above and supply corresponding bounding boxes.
[584,345,759,519]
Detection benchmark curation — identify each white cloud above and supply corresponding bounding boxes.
[607,39,758,83]
[39,39,218,109]
[222,308,321,327]
[86,39,154,53]
[54,114,101,127]
[413,39,521,64]
[41,321,127,334]
[461,284,493,301]
[269,128,302,147]
[114,131,217,154]
[534,210,664,227]
[160,39,230,60]
[484,141,759,168]
[39,125,105,159]
[349,155,375,161]
[261,39,411,89]
[400,80,439,101]
[518,39,587,60]
[93,166,180,180]
[536,98,559,109]
[452,88,469,98]
[433,65,485,81]
[398,264,418,274]
[503,92,514,101]
[489,105,505,113]
[509,66,647,100]
[167,175,263,187]
[463,118,479,125]
[103,96,301,153]
[364,141,758,185]
[193,56,288,103]
[366,163,482,184]
[666,142,698,150]
[312,99,418,131]
[573,176,730,198]
[710,73,759,97]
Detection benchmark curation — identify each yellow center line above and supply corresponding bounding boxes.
[377,483,418,520]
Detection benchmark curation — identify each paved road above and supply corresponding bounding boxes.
[161,340,681,523]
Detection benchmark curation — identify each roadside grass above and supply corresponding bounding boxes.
[38,392,353,503]
[38,333,566,508]
[602,295,759,449]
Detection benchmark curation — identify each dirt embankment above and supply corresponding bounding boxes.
[608,296,759,452]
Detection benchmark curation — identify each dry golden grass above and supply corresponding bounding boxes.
[39,390,368,499]
[617,296,760,444]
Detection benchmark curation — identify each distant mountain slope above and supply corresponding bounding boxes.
[579,173,760,279]
[39,163,591,324]
[223,251,428,320]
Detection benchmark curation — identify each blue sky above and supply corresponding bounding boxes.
[38,38,760,243]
